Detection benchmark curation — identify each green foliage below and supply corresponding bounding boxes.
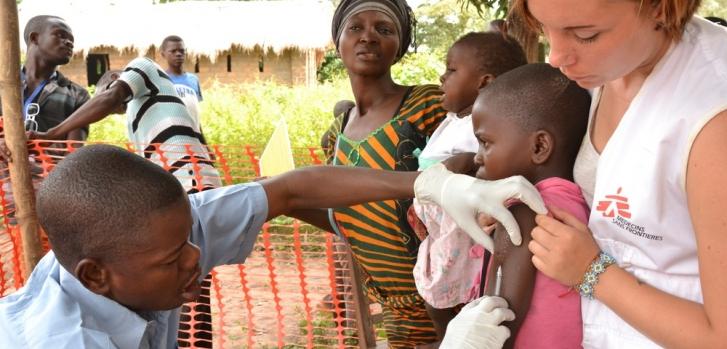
[317,50,347,84]
[461,0,509,18]
[391,52,444,85]
[88,80,353,148]
[415,0,494,56]
[700,0,727,19]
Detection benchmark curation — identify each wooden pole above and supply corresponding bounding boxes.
[344,247,377,348]
[0,0,44,278]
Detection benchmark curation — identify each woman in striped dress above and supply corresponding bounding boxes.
[323,0,447,346]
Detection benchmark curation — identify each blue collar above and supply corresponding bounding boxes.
[56,254,153,348]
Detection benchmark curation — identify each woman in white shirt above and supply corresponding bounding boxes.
[515,0,727,348]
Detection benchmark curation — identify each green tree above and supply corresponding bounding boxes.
[461,0,508,18]
[416,0,493,57]
[700,0,727,19]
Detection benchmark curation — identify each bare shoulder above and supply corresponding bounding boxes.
[686,109,727,236]
[687,109,727,178]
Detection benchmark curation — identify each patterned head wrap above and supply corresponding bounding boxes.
[331,0,415,61]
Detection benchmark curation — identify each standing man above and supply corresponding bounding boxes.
[1,15,89,140]
[161,35,202,103]
[160,35,212,157]
[0,15,89,224]
[29,56,221,347]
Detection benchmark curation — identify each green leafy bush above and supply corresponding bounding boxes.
[317,50,347,84]
[88,80,354,148]
[391,51,445,86]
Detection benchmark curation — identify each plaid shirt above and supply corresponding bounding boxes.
[1,70,90,140]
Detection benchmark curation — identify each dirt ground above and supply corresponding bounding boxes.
[198,239,363,348]
[0,227,369,348]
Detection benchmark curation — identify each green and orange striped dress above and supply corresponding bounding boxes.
[324,85,446,347]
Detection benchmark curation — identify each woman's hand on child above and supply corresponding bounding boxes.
[530,206,601,286]
[414,163,547,253]
[439,295,515,349]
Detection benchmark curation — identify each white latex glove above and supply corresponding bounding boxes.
[439,296,515,349]
[414,163,547,252]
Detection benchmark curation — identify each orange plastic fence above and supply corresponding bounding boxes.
[0,140,368,348]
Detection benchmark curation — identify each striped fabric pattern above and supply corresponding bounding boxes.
[326,85,446,347]
[118,58,220,190]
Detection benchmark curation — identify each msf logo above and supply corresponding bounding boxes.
[595,187,632,219]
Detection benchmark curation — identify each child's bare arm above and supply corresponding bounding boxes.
[441,152,477,176]
[484,203,537,349]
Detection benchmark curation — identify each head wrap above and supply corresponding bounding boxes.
[332,0,415,61]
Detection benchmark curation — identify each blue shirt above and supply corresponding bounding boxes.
[0,183,268,349]
[168,72,202,101]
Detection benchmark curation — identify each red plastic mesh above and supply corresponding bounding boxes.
[0,140,366,348]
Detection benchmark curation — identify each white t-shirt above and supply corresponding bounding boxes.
[417,112,479,169]
[580,17,727,348]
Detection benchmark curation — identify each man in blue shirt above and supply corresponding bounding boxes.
[0,144,545,348]
[159,35,212,176]
[161,35,203,102]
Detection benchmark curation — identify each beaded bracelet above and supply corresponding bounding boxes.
[576,252,616,299]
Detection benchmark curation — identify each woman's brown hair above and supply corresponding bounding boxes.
[510,0,702,41]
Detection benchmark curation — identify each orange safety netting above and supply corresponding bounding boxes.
[0,140,373,348]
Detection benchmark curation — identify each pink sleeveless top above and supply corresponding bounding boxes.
[513,177,589,349]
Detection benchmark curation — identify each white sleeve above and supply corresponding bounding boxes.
[117,57,162,100]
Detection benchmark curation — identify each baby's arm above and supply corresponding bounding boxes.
[484,204,537,349]
[441,152,477,176]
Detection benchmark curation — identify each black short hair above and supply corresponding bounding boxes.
[23,15,65,46]
[706,16,727,27]
[480,63,591,167]
[37,144,187,269]
[453,32,528,77]
[161,35,184,50]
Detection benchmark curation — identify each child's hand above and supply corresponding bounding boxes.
[477,213,497,235]
[407,205,429,241]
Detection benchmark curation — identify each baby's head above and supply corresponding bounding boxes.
[38,144,202,311]
[440,32,527,115]
[472,63,591,183]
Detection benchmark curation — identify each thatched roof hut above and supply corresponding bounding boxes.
[18,0,334,86]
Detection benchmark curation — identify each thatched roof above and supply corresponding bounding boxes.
[18,0,334,58]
